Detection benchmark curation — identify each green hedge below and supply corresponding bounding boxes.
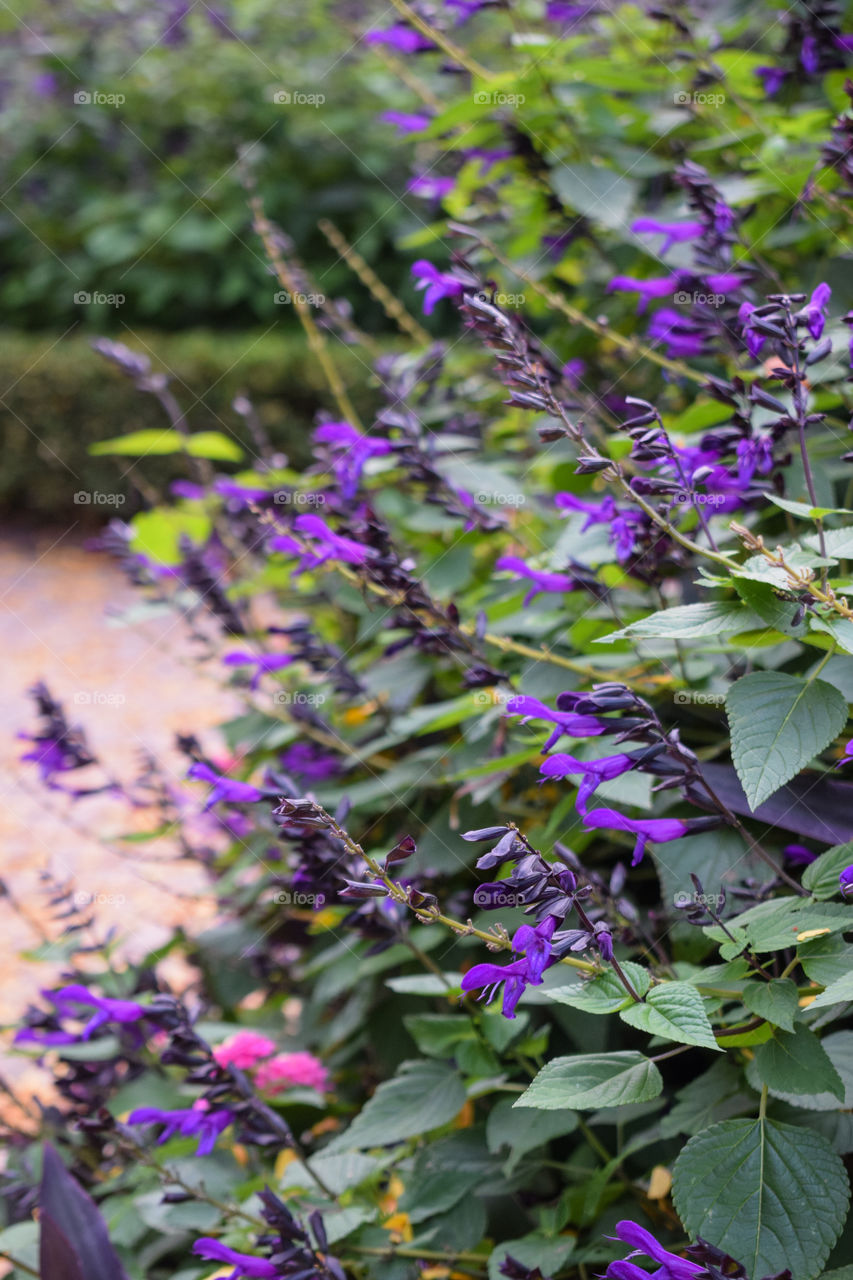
[0,330,378,517]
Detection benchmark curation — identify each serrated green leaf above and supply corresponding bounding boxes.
[746,1031,853,1112]
[809,971,853,1009]
[726,672,848,810]
[705,898,852,956]
[598,601,761,644]
[803,842,853,899]
[486,1097,578,1172]
[800,935,853,986]
[741,978,800,1031]
[514,1051,662,1111]
[749,1025,845,1100]
[672,1117,850,1279]
[547,963,650,1014]
[327,1061,466,1149]
[619,981,721,1051]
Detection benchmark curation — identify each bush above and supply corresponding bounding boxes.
[0,330,377,515]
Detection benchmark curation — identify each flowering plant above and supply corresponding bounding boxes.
[6,3,853,1279]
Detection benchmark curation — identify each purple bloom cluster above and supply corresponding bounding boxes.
[461,916,558,1017]
[128,1103,236,1156]
[15,985,149,1049]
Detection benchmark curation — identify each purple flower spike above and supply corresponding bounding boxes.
[379,110,432,134]
[461,917,557,1018]
[364,23,435,53]
[495,556,580,605]
[187,762,264,810]
[582,808,690,865]
[756,65,789,96]
[539,751,635,813]
[837,738,853,767]
[193,1239,278,1279]
[840,865,853,898]
[314,421,392,500]
[805,282,831,340]
[128,1105,236,1157]
[607,274,679,314]
[223,651,294,690]
[407,174,456,200]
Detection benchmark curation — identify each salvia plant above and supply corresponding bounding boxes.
[7,2,853,1279]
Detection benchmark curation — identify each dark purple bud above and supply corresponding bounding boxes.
[341,880,388,899]
[462,826,512,842]
[385,835,417,866]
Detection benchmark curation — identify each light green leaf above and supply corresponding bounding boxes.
[91,428,243,460]
[747,1031,853,1112]
[810,971,853,1009]
[768,495,853,519]
[327,1060,466,1149]
[551,163,638,231]
[705,898,853,956]
[619,981,721,1051]
[725,672,848,810]
[672,1117,850,1279]
[514,1051,662,1111]
[598,601,760,644]
[803,842,853,899]
[741,978,800,1031]
[547,963,650,1014]
[486,1097,578,1172]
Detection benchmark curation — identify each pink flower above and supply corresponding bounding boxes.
[212,1030,277,1070]
[255,1051,329,1094]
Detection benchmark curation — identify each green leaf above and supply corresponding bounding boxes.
[619,982,721,1051]
[488,1235,575,1280]
[486,1097,578,1172]
[768,495,853,519]
[803,842,853,899]
[403,1014,475,1057]
[550,163,638,231]
[726,672,848,810]
[809,971,853,1009]
[91,428,242,460]
[704,898,852,957]
[800,935,853,986]
[741,978,800,1031]
[749,1031,853,1112]
[748,1025,845,1100]
[514,1051,663,1111]
[598,601,760,643]
[547,963,650,1014]
[327,1061,466,1149]
[672,1117,850,1280]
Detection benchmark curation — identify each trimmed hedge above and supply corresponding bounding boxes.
[0,329,378,517]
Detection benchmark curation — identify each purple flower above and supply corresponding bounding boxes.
[801,34,820,74]
[738,302,766,361]
[412,259,466,314]
[223,651,294,690]
[837,738,853,767]
[505,694,608,751]
[271,514,376,570]
[407,174,455,200]
[214,478,273,505]
[461,917,557,1018]
[607,274,679,313]
[463,146,513,176]
[840,865,853,898]
[561,358,586,388]
[805,282,831,340]
[364,24,435,53]
[606,1220,704,1280]
[630,217,703,255]
[756,65,789,95]
[554,492,639,561]
[187,762,264,810]
[192,1239,278,1279]
[784,842,817,865]
[314,421,393,500]
[32,71,58,97]
[279,742,341,782]
[15,984,148,1048]
[379,110,432,134]
[582,808,690,865]
[539,751,636,813]
[128,1105,236,1157]
[735,435,774,485]
[495,556,580,605]
[647,308,707,359]
[545,2,597,22]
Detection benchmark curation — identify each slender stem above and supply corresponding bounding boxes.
[386,0,494,80]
